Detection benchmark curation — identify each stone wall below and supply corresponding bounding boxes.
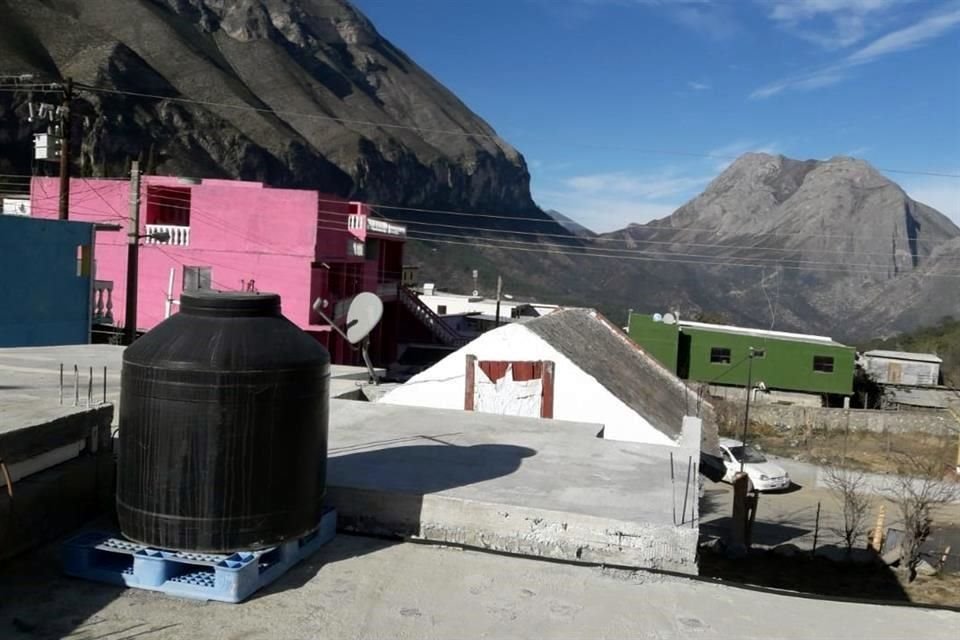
[745,403,958,436]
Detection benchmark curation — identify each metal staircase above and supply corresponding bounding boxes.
[398,286,469,348]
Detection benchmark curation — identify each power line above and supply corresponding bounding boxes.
[321,197,957,246]
[312,225,960,279]
[6,171,958,247]
[115,188,960,269]
[68,83,960,180]
[317,208,960,260]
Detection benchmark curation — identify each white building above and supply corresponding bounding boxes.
[379,308,719,452]
[862,350,942,387]
[417,283,559,321]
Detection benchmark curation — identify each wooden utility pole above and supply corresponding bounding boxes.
[740,347,756,473]
[124,160,141,345]
[58,77,73,220]
[495,275,503,328]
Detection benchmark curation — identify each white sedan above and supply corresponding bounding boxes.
[719,438,791,492]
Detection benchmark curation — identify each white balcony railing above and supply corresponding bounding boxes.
[92,280,114,324]
[145,224,190,246]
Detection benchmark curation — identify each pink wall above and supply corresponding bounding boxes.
[30,177,358,332]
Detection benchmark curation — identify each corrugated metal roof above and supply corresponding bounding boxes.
[678,320,847,347]
[524,309,720,456]
[886,386,959,409]
[864,350,943,364]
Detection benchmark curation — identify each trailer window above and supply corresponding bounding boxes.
[813,356,834,373]
[710,347,731,364]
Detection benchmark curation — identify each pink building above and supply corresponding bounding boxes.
[30,176,408,364]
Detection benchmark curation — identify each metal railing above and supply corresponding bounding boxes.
[398,286,469,347]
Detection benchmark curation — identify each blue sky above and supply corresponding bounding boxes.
[352,0,960,231]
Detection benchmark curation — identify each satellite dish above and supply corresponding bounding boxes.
[471,290,479,297]
[662,313,677,325]
[652,313,663,322]
[346,292,383,345]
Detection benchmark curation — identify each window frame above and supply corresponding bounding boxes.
[709,347,732,365]
[813,355,835,373]
[183,265,212,291]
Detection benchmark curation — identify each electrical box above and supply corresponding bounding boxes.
[33,133,60,161]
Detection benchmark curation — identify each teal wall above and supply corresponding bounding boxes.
[627,313,679,371]
[0,216,94,347]
[683,327,855,395]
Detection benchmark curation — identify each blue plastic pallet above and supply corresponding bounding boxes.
[62,508,336,603]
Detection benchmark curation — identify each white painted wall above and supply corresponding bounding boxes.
[474,363,543,417]
[379,323,677,446]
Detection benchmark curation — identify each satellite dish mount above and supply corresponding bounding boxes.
[312,292,384,385]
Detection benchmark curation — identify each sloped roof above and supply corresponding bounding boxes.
[864,350,942,364]
[524,309,720,455]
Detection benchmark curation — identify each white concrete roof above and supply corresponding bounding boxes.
[863,350,943,364]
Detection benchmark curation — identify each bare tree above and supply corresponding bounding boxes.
[823,465,872,552]
[886,455,960,581]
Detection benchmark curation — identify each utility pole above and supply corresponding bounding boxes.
[495,275,503,328]
[124,160,141,345]
[740,346,755,474]
[58,77,73,220]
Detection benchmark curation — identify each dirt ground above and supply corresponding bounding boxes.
[700,454,960,608]
[717,417,959,476]
[699,548,960,608]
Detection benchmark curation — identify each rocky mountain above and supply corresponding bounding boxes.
[0,0,564,234]
[1,3,954,340]
[597,153,960,339]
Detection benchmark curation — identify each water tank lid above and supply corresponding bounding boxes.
[180,290,280,317]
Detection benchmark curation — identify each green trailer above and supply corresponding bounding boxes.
[628,313,855,396]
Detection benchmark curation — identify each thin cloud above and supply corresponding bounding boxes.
[687,81,711,90]
[765,0,904,49]
[751,4,960,98]
[848,7,960,62]
[535,190,680,232]
[565,170,712,199]
[551,1,740,40]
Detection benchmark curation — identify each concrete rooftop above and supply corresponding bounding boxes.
[0,533,955,640]
[0,344,382,427]
[326,400,700,572]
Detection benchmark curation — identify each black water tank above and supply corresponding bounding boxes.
[117,291,330,552]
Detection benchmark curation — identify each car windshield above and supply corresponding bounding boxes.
[727,446,766,464]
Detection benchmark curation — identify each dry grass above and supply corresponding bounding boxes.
[714,401,958,475]
[904,573,960,607]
